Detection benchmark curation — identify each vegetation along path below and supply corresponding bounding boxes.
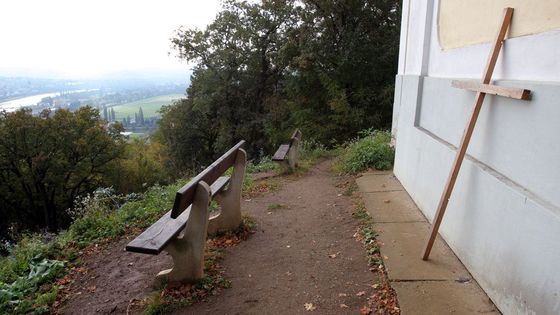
[59,160,391,314]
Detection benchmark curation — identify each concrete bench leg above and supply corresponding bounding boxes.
[156,182,211,284]
[287,138,300,171]
[208,148,246,234]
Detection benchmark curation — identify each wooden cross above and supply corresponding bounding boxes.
[422,7,531,260]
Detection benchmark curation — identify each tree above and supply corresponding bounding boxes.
[165,0,299,166]
[161,0,400,170]
[138,107,144,125]
[286,0,401,142]
[0,107,125,236]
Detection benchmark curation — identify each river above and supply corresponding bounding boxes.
[0,92,61,112]
[0,89,96,112]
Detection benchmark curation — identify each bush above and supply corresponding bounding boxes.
[337,130,394,174]
[0,258,64,314]
[246,156,278,173]
[0,179,185,314]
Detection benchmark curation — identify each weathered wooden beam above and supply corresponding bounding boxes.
[422,8,515,261]
[452,80,531,100]
[272,144,290,161]
[171,140,245,218]
[126,176,230,255]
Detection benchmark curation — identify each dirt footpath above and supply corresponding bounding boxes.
[60,160,377,314]
[181,160,375,314]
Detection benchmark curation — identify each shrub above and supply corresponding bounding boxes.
[246,156,278,173]
[337,130,394,174]
[0,258,64,314]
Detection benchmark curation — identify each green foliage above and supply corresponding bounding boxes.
[352,202,384,268]
[0,178,186,314]
[246,156,279,173]
[267,203,286,210]
[107,137,175,194]
[111,94,183,121]
[67,182,182,247]
[161,0,401,172]
[292,140,339,173]
[336,130,394,174]
[0,258,64,314]
[0,107,125,236]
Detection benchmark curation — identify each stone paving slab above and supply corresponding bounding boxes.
[358,171,498,313]
[392,281,499,314]
[361,169,393,175]
[374,222,469,281]
[362,191,426,223]
[356,174,403,192]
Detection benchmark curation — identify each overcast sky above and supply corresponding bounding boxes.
[0,0,221,78]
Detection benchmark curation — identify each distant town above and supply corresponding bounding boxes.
[0,75,188,136]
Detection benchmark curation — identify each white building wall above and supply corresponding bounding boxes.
[393,1,560,314]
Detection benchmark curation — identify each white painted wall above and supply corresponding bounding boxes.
[398,0,560,82]
[393,1,560,314]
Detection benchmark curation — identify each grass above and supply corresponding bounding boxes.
[349,183,400,314]
[142,215,255,314]
[0,181,184,314]
[246,156,279,173]
[0,163,265,314]
[111,94,183,120]
[267,203,287,210]
[334,130,394,175]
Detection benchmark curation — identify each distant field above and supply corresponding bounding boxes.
[111,94,183,120]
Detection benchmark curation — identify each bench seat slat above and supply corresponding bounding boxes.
[125,176,230,255]
[272,144,290,161]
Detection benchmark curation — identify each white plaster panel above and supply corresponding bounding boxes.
[399,0,431,75]
[438,0,560,50]
[393,74,560,314]
[427,0,560,82]
[418,77,560,211]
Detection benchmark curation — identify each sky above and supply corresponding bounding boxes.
[0,0,222,79]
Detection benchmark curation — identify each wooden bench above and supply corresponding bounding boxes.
[272,129,302,170]
[126,140,247,284]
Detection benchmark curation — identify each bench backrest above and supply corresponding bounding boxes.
[289,129,302,148]
[171,140,246,218]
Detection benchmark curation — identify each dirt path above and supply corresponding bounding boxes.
[60,160,377,314]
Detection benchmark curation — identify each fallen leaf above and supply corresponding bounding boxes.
[304,303,316,311]
[383,256,389,260]
[339,304,349,308]
[356,291,366,296]
[455,277,471,283]
[338,293,347,297]
[360,305,372,314]
[383,199,391,203]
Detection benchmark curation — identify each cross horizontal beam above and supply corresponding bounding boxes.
[452,80,531,100]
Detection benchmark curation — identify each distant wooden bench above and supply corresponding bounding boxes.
[126,141,247,284]
[272,129,302,170]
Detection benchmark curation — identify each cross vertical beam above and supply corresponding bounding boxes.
[422,8,515,260]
